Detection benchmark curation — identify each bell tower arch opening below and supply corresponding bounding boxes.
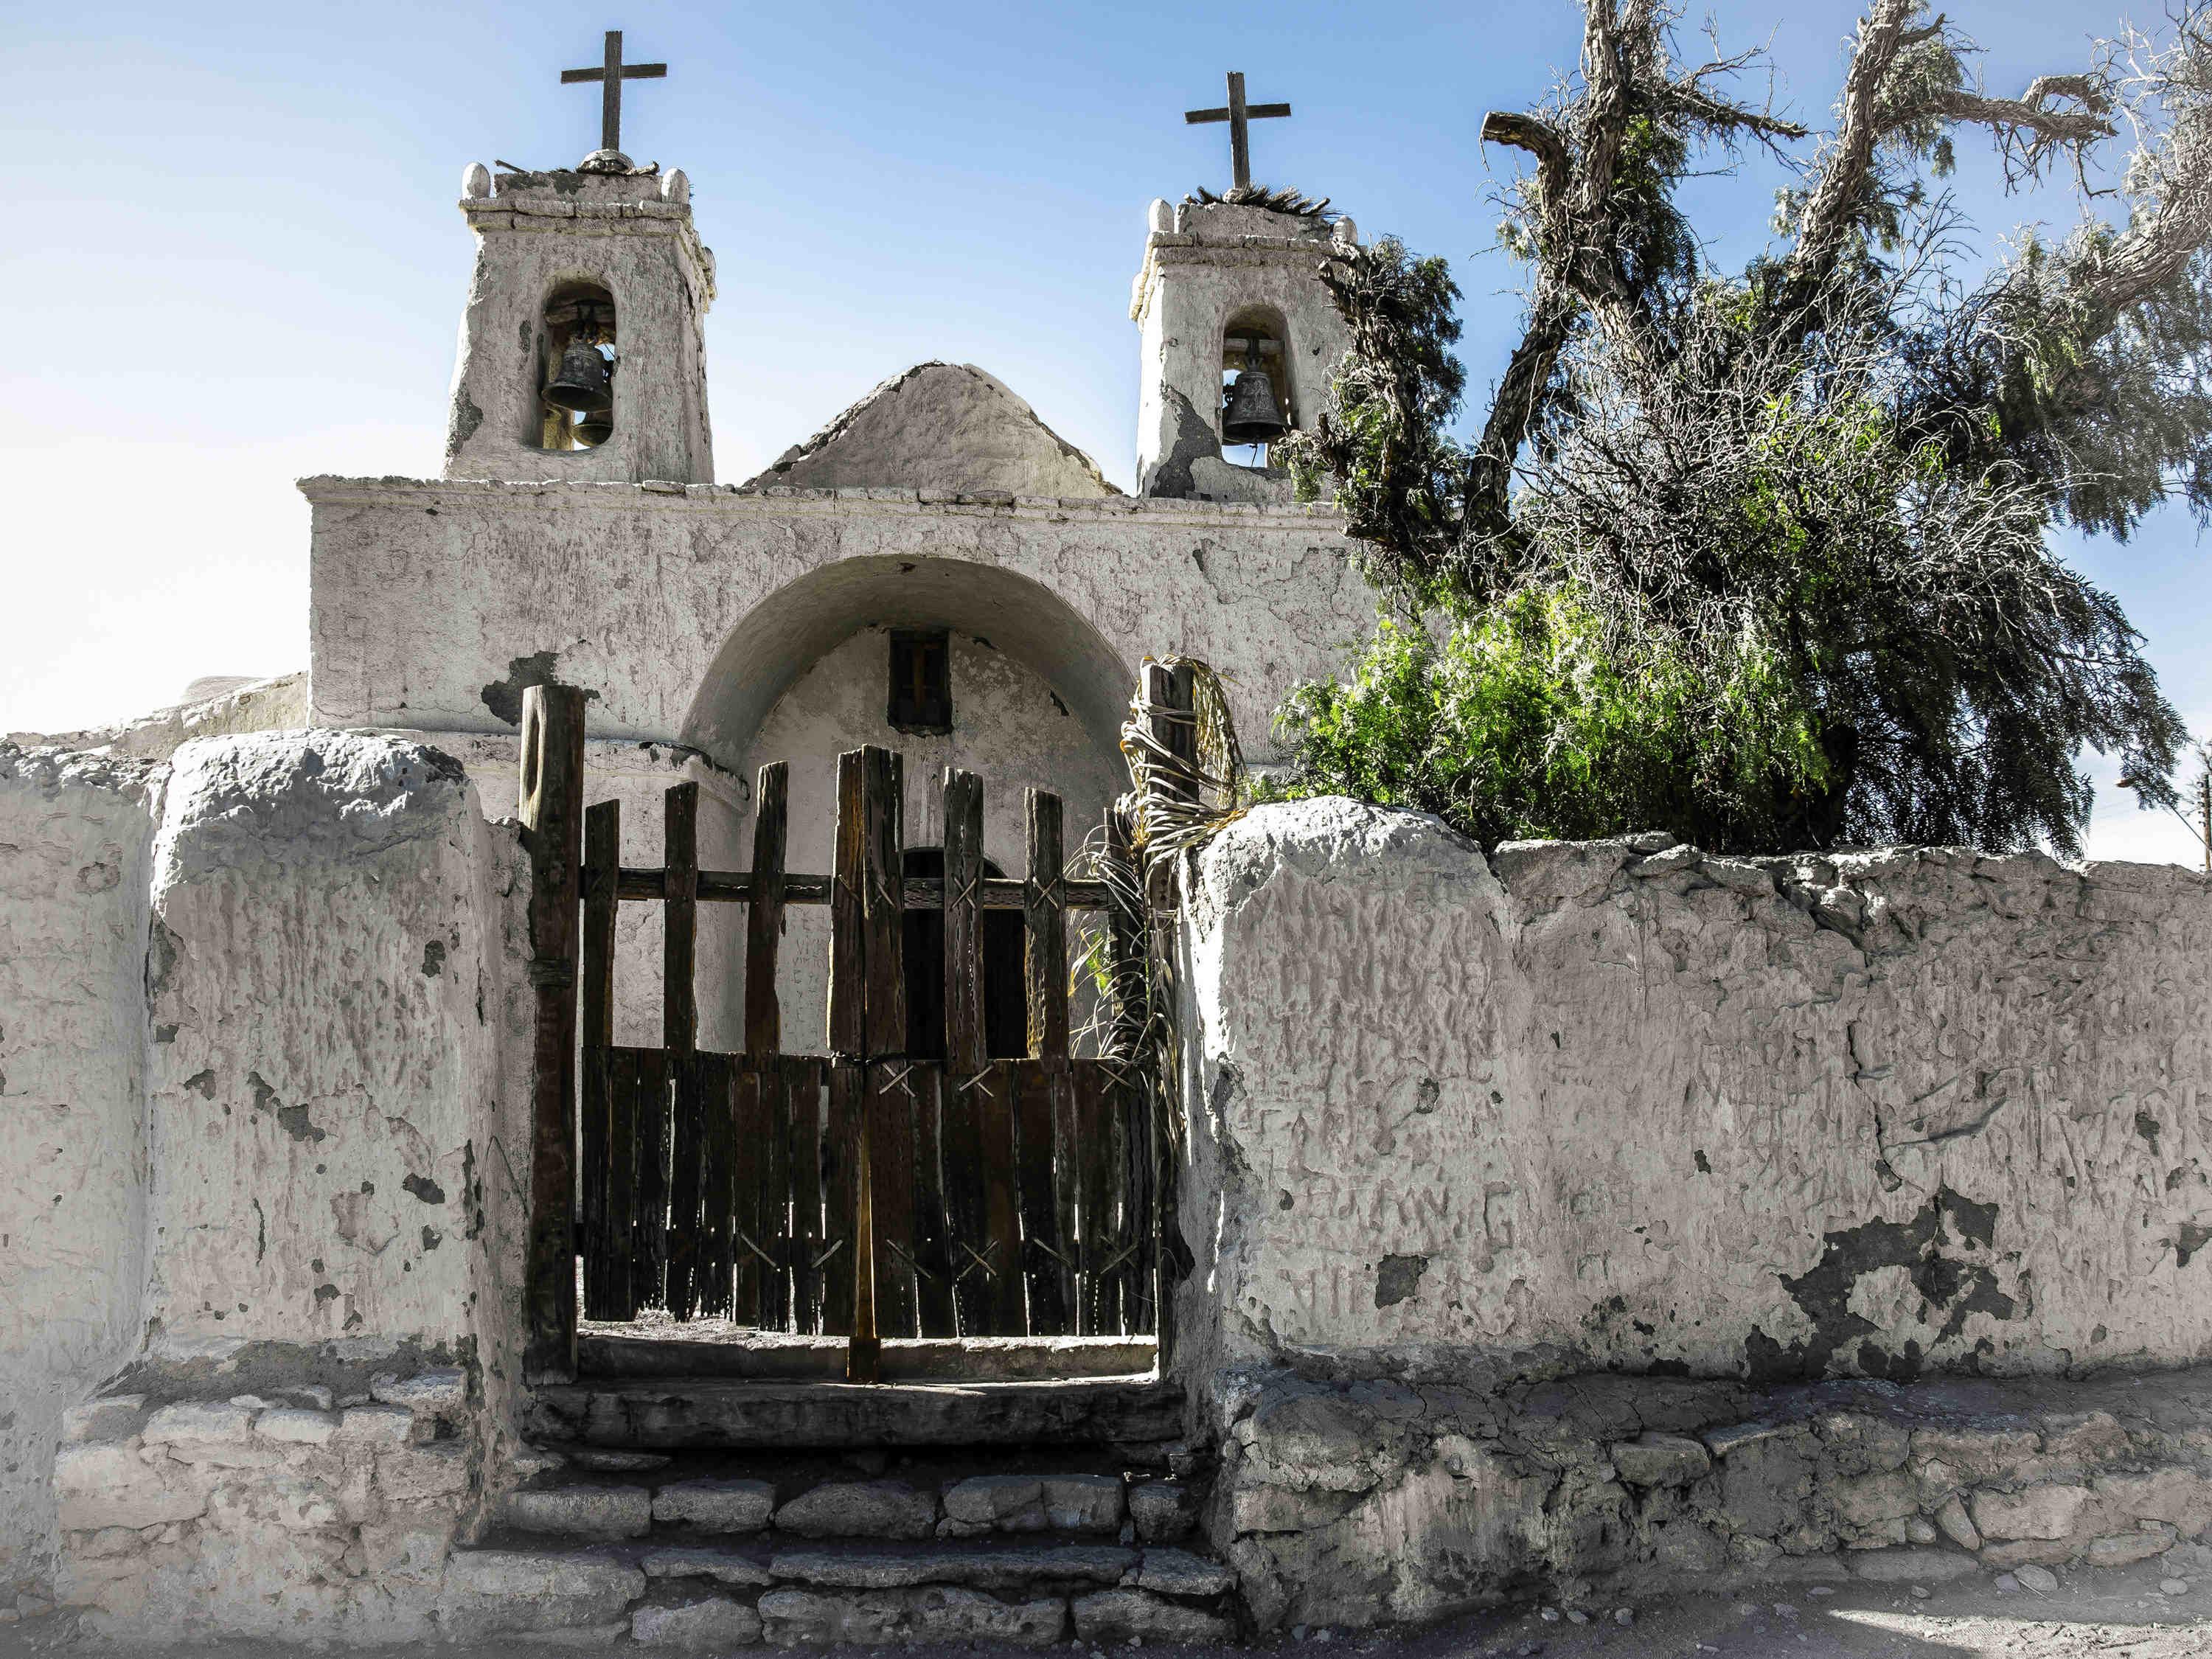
[538,279,618,451]
[1220,304,1294,467]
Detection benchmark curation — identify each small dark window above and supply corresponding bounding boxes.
[888,629,952,734]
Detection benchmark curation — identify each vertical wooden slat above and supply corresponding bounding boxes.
[1075,1063,1122,1336]
[728,1061,764,1324]
[696,1052,735,1318]
[603,1048,640,1321]
[633,1049,669,1312]
[939,770,992,1336]
[849,1076,880,1383]
[1141,661,1197,1364]
[520,683,586,1382]
[664,782,701,1319]
[579,800,619,1323]
[765,1060,800,1333]
[1014,1060,1069,1335]
[1102,801,1152,1334]
[745,762,788,1056]
[981,1062,1026,1337]
[821,1063,862,1337]
[1024,790,1069,1062]
[827,751,867,1060]
[867,1064,919,1338]
[861,746,907,1060]
[785,1059,822,1335]
[911,1063,953,1336]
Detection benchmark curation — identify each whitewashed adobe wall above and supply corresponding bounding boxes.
[0,747,161,1596]
[1179,798,2212,1391]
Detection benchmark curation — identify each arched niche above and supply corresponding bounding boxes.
[538,277,617,452]
[1220,302,1295,463]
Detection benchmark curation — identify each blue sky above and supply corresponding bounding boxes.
[2,0,2205,863]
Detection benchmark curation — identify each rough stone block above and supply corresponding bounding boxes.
[1072,1587,1237,1644]
[1612,1433,1712,1488]
[2096,1469,2212,1536]
[331,1405,425,1449]
[61,1397,146,1444]
[757,1587,905,1644]
[142,1402,256,1446]
[773,1479,936,1540]
[1913,1428,2041,1487]
[1229,1481,1363,1534]
[2087,1528,2177,1568]
[631,1588,763,1648]
[377,1442,471,1501]
[1981,1537,2080,1568]
[769,1543,1134,1593]
[908,1586,1065,1646]
[1130,1548,1237,1597]
[2040,1413,2129,1470]
[1042,1473,1124,1531]
[358,1514,454,1582]
[443,1549,647,1635]
[255,1408,338,1447]
[652,1478,776,1532]
[370,1369,467,1416]
[1128,1480,1196,1543]
[1834,1472,1920,1529]
[1850,1547,1980,1585]
[943,1475,1046,1529]
[505,1484,653,1539]
[1934,1495,1981,1552]
[1971,1484,2091,1543]
[642,1546,773,1587]
[55,1444,208,1531]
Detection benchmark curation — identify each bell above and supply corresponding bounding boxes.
[574,408,614,446]
[1222,359,1289,445]
[544,338,612,413]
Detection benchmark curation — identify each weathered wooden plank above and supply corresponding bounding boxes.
[520,683,587,1382]
[1024,790,1069,1062]
[603,1046,641,1321]
[1074,1062,1122,1337]
[910,1062,953,1337]
[942,771,987,1072]
[527,1375,1187,1450]
[849,1074,880,1384]
[1141,661,1195,1366]
[821,1062,861,1338]
[827,750,867,1060]
[866,1064,919,1339]
[695,1052,736,1319]
[580,1048,621,1321]
[1014,1060,1068,1335]
[861,746,906,1061]
[663,782,702,1321]
[1101,800,1152,1337]
[619,869,1112,910]
[575,1332,1157,1382]
[981,1061,1025,1338]
[578,804,619,1324]
[745,762,788,1055]
[765,1059,801,1334]
[728,1061,764,1324]
[633,1048,670,1313]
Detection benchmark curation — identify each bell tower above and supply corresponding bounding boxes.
[444,32,714,485]
[1131,72,1356,501]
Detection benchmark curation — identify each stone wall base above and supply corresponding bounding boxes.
[1213,1365,2212,1632]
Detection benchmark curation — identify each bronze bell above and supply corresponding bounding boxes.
[544,338,613,414]
[1222,351,1289,445]
[575,407,614,446]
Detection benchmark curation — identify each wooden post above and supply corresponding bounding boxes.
[852,746,906,1377]
[1102,801,1152,1335]
[827,752,866,1060]
[663,781,701,1319]
[1024,790,1070,1062]
[745,762,787,1056]
[1020,790,1075,1332]
[520,683,587,1383]
[579,799,619,1321]
[1139,664,1196,1366]
[939,769,992,1335]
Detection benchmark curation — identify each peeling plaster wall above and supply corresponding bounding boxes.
[143,734,515,1349]
[0,746,161,1591]
[301,479,1371,777]
[1180,799,2212,1394]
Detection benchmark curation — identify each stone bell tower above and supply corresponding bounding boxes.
[1131,72,1356,501]
[444,32,714,485]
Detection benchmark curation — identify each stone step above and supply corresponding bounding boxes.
[500,1461,1200,1545]
[442,1536,1238,1649]
[527,1374,1183,1449]
[581,1331,1158,1382]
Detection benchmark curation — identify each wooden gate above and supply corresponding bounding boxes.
[564,744,1161,1376]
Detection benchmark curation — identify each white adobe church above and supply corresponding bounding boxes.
[289,55,1371,1049]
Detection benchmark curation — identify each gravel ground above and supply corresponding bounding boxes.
[4,1557,2207,1658]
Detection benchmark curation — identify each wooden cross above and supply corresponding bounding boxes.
[561,30,667,156]
[1184,72,1290,192]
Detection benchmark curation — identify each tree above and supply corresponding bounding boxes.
[1277,1,2205,857]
